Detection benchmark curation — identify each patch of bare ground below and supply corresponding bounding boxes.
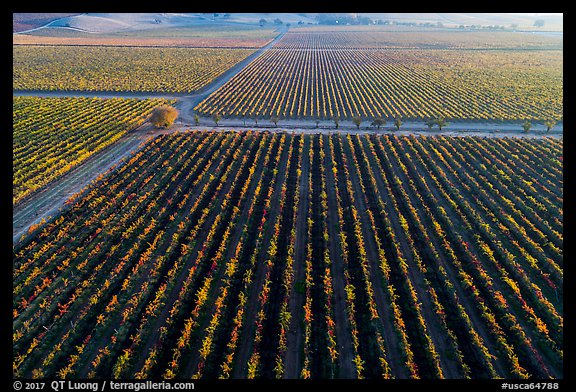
[13,13,81,32]
[13,123,166,244]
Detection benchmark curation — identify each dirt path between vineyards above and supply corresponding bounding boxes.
[176,119,563,137]
[175,28,288,124]
[283,136,311,379]
[175,122,564,139]
[375,136,511,377]
[322,134,356,379]
[12,123,173,244]
[410,138,560,378]
[231,136,296,378]
[179,135,279,378]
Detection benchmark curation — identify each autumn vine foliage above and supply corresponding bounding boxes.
[13,131,562,379]
[13,96,172,205]
[13,46,254,94]
[195,31,562,121]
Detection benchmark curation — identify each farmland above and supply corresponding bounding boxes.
[274,29,563,49]
[12,12,564,383]
[13,23,279,48]
[13,131,562,379]
[13,46,255,93]
[195,31,562,121]
[13,96,171,205]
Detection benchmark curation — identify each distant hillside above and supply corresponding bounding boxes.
[13,13,317,36]
[13,13,81,32]
[13,13,562,36]
[358,13,563,30]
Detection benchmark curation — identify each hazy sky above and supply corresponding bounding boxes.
[506,13,562,16]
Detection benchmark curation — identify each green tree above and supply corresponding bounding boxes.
[436,116,447,131]
[425,118,436,130]
[333,116,340,129]
[522,120,532,133]
[212,113,222,126]
[352,116,362,130]
[150,105,178,128]
[270,116,280,127]
[371,117,385,130]
[242,114,246,127]
[394,116,402,131]
[544,119,557,134]
[194,114,200,126]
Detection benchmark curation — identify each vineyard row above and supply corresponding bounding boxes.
[13,132,562,379]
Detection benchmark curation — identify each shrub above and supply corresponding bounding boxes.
[150,105,179,128]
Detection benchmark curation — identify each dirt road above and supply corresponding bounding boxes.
[177,119,563,137]
[13,26,288,123]
[12,120,561,245]
[12,22,561,244]
[12,28,288,245]
[175,27,288,123]
[12,124,172,244]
